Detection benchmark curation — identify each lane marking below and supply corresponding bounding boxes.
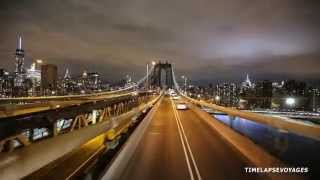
[102,96,163,180]
[171,99,202,180]
[66,145,105,180]
[170,99,195,180]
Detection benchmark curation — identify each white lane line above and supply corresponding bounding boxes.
[171,99,203,180]
[102,97,163,180]
[170,99,195,180]
[66,145,105,180]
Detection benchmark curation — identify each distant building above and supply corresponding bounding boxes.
[27,62,41,95]
[215,83,239,107]
[283,80,306,96]
[75,70,102,93]
[10,35,29,96]
[241,73,254,89]
[0,69,14,97]
[64,68,71,79]
[14,35,26,88]
[87,72,101,90]
[41,64,58,95]
[61,68,74,94]
[255,80,273,108]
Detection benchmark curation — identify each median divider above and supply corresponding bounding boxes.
[101,96,163,180]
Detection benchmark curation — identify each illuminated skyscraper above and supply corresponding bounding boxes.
[14,35,26,87]
[64,68,71,79]
[215,83,239,106]
[27,62,41,95]
[41,64,58,95]
[15,35,25,73]
[242,73,253,88]
[62,68,74,94]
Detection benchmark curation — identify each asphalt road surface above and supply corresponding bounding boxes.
[118,97,266,180]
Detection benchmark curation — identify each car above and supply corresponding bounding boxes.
[172,96,180,100]
[176,103,188,110]
[170,92,177,96]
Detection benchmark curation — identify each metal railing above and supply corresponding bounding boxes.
[0,94,161,179]
[171,68,320,141]
[183,94,320,141]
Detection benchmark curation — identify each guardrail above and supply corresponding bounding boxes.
[171,67,320,141]
[0,91,140,120]
[0,86,136,102]
[180,93,320,141]
[0,94,161,179]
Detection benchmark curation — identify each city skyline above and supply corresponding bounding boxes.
[0,2,319,179]
[0,0,320,84]
[2,34,320,87]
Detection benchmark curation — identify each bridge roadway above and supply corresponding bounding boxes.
[116,97,266,180]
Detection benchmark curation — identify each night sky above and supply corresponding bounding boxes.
[1,0,320,84]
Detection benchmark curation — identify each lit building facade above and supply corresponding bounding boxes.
[215,83,239,107]
[41,64,58,95]
[0,69,14,97]
[14,35,26,87]
[27,62,41,96]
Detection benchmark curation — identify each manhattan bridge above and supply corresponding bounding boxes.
[0,62,319,180]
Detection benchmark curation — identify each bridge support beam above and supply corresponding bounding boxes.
[0,134,30,152]
[70,114,90,131]
[0,93,153,152]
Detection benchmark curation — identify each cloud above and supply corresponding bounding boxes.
[0,0,320,83]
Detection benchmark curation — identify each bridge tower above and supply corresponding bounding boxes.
[151,62,173,89]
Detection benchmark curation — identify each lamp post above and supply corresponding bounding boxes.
[312,89,316,112]
[146,63,149,90]
[181,75,187,94]
[35,59,43,69]
[146,61,156,90]
[215,95,221,104]
[286,97,296,110]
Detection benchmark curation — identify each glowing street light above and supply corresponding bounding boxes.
[131,91,138,96]
[181,76,187,94]
[152,61,156,66]
[36,59,43,64]
[215,95,221,102]
[286,97,295,107]
[146,61,156,90]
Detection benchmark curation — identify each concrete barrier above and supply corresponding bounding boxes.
[182,94,320,141]
[101,97,162,180]
[188,102,305,180]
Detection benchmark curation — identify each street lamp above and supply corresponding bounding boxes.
[147,61,156,90]
[35,59,43,70]
[181,75,187,94]
[215,95,221,102]
[36,59,43,64]
[286,97,295,108]
[312,89,316,112]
